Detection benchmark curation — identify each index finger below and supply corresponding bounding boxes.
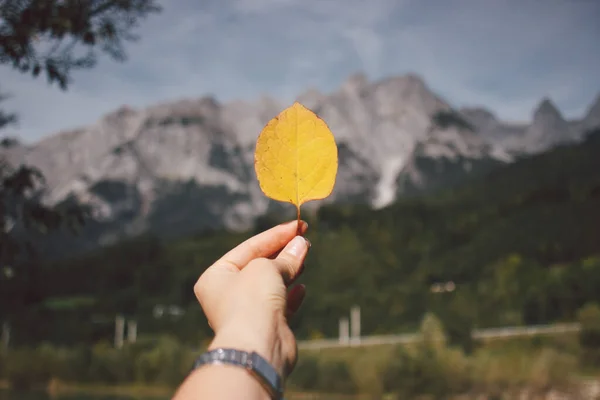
[216,220,308,270]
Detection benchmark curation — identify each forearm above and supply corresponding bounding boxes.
[172,319,285,400]
[174,363,269,400]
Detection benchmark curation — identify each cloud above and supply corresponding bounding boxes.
[377,0,600,120]
[1,0,598,142]
[232,0,297,13]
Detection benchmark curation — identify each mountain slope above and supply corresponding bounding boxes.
[15,129,600,345]
[1,73,597,250]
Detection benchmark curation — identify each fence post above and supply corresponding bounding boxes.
[339,317,350,345]
[115,315,125,349]
[350,305,361,345]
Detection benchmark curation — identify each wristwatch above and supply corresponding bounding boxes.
[192,347,284,399]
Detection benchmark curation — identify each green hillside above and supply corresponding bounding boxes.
[2,129,600,347]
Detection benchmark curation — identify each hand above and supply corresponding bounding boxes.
[193,220,310,378]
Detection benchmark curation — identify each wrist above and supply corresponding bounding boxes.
[209,314,286,377]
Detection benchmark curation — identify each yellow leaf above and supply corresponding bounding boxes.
[254,102,338,231]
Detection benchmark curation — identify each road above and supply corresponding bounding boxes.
[297,322,581,350]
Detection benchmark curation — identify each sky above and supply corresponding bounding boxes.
[1,0,599,143]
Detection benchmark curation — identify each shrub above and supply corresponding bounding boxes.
[134,335,192,386]
[382,345,419,394]
[4,346,57,390]
[63,344,93,382]
[288,355,320,390]
[0,346,5,378]
[88,341,135,384]
[577,302,600,366]
[383,313,471,399]
[528,348,576,392]
[444,314,476,354]
[316,359,356,394]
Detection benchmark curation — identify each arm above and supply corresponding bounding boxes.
[173,325,282,400]
[172,221,309,400]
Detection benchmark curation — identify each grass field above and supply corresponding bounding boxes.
[1,330,597,400]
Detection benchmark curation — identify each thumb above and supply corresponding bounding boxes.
[273,236,310,284]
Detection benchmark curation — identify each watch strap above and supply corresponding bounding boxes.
[192,347,284,399]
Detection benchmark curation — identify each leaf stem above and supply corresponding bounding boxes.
[296,205,301,236]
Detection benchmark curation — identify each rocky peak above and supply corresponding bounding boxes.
[533,97,563,121]
[460,107,498,131]
[582,94,600,131]
[382,72,425,87]
[146,96,220,120]
[3,72,596,250]
[341,72,368,96]
[296,87,325,110]
[109,104,137,118]
[523,97,571,152]
[222,95,283,147]
[374,73,446,118]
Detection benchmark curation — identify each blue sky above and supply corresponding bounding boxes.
[2,0,599,143]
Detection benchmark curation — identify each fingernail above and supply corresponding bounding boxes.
[301,220,308,231]
[284,236,308,258]
[304,237,311,248]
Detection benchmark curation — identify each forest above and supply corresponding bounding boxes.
[1,128,600,397]
[1,128,599,349]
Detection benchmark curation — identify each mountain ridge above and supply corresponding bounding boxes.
[1,72,598,249]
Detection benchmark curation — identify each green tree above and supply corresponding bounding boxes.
[1,0,161,88]
[0,0,161,344]
[0,0,161,269]
[576,302,600,366]
[383,314,471,398]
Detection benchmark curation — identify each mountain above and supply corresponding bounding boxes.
[1,73,598,250]
[16,128,600,346]
[581,95,600,132]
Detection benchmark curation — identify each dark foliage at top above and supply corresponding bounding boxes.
[0,0,160,269]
